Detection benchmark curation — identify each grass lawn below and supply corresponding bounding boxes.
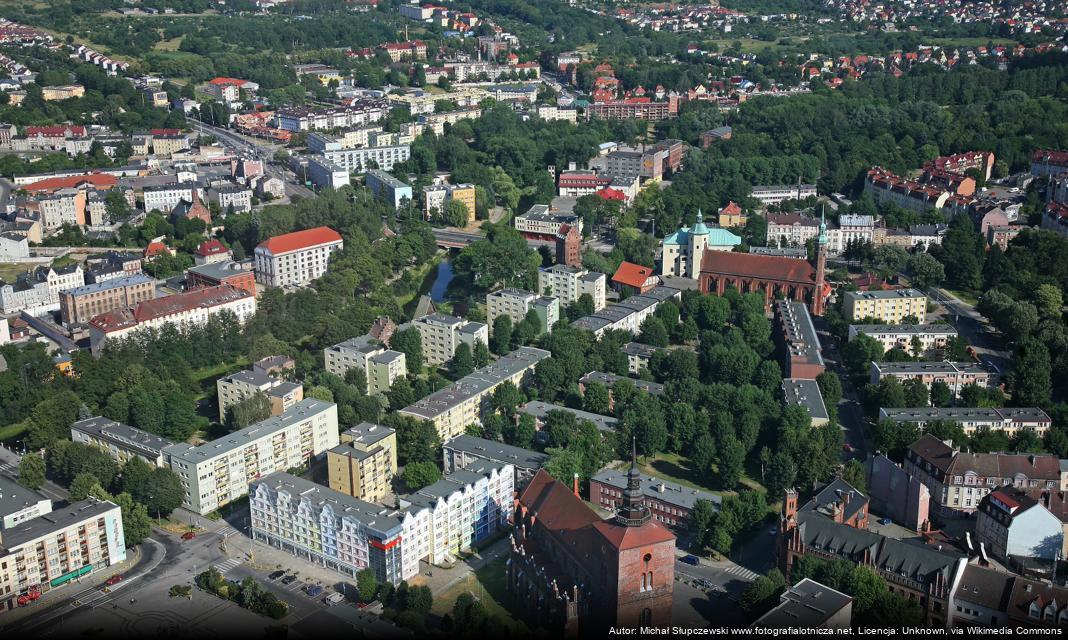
[0,421,28,443]
[154,37,184,51]
[430,557,529,632]
[192,357,250,385]
[0,263,37,282]
[640,452,766,496]
[945,288,980,306]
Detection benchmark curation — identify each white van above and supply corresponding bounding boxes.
[324,592,345,606]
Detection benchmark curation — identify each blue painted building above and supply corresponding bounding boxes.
[364,169,413,209]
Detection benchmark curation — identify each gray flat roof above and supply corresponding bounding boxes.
[164,399,334,463]
[251,472,404,537]
[343,422,395,448]
[782,378,829,422]
[370,350,405,364]
[328,335,384,356]
[401,462,507,511]
[873,361,989,375]
[621,342,663,359]
[579,371,664,396]
[366,169,410,189]
[186,260,252,282]
[753,578,853,629]
[222,368,274,387]
[776,300,824,368]
[1,498,118,550]
[851,323,956,335]
[71,416,174,457]
[521,400,619,433]
[399,347,550,420]
[443,434,549,470]
[845,288,925,301]
[592,469,720,509]
[62,273,154,297]
[0,475,48,519]
[879,407,1051,423]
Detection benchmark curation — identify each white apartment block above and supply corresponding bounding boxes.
[835,214,875,253]
[0,476,52,530]
[537,264,606,311]
[211,186,253,213]
[307,126,384,153]
[249,472,411,586]
[0,265,84,315]
[414,314,488,366]
[398,347,550,442]
[843,289,928,323]
[89,284,256,354]
[165,399,339,515]
[306,157,350,190]
[322,144,411,174]
[751,184,817,206]
[216,369,304,422]
[534,105,578,123]
[142,183,198,213]
[273,102,389,132]
[253,226,344,288]
[38,189,83,229]
[848,324,957,355]
[486,288,559,334]
[399,462,513,573]
[71,416,174,468]
[0,499,125,610]
[324,335,407,395]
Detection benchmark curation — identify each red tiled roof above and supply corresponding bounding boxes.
[612,261,654,289]
[144,241,171,257]
[720,201,742,216]
[195,239,229,257]
[209,77,247,86]
[256,226,342,255]
[592,518,674,549]
[25,125,86,137]
[23,173,117,192]
[90,284,252,332]
[518,470,603,532]
[1033,149,1068,167]
[150,128,183,136]
[701,251,816,284]
[595,187,625,201]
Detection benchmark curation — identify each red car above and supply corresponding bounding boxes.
[842,443,855,453]
[105,575,124,586]
[181,531,197,540]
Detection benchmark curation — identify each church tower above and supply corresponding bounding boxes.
[812,207,828,316]
[687,208,709,279]
[615,439,651,527]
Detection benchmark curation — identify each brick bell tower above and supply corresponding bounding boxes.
[811,206,828,316]
[603,440,675,630]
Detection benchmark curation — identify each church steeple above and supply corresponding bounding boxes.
[615,439,651,527]
[812,204,828,316]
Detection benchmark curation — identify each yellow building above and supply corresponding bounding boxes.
[843,289,928,324]
[42,85,85,101]
[327,422,397,502]
[450,184,476,223]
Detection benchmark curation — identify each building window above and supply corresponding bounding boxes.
[640,608,652,626]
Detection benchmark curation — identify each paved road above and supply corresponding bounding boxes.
[930,287,1011,371]
[192,120,315,200]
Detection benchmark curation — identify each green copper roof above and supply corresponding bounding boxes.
[663,226,689,245]
[707,228,742,246]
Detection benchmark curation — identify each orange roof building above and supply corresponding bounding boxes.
[508,449,675,634]
[253,226,344,288]
[611,261,659,294]
[23,173,118,193]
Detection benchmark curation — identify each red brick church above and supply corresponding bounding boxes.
[700,213,831,316]
[507,447,676,635]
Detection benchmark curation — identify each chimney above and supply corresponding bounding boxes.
[573,472,579,498]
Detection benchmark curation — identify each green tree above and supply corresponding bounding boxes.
[902,378,929,408]
[18,453,46,489]
[906,252,945,290]
[841,335,883,376]
[1011,338,1051,405]
[70,472,102,502]
[26,390,82,449]
[226,392,273,431]
[689,498,716,549]
[391,328,424,373]
[929,380,952,407]
[717,434,746,490]
[637,316,669,347]
[491,315,513,355]
[452,342,474,379]
[143,468,185,518]
[403,461,442,491]
[473,340,491,368]
[583,381,611,415]
[356,568,378,603]
[115,491,152,547]
[740,570,787,621]
[842,459,867,494]
[765,451,797,501]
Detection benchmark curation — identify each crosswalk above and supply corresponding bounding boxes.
[214,558,242,575]
[0,461,17,476]
[724,565,759,581]
[216,525,240,539]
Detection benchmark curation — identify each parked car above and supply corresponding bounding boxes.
[768,526,778,536]
[181,531,196,540]
[281,575,298,585]
[305,585,324,597]
[268,570,285,580]
[324,592,345,606]
[678,555,700,566]
[105,575,124,586]
[842,443,855,453]
[879,517,893,526]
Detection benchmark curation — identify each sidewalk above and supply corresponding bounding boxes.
[0,545,141,628]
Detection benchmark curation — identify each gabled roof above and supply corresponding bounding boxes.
[611,261,655,289]
[518,469,602,532]
[23,173,117,192]
[701,251,816,284]
[195,239,229,257]
[256,226,343,255]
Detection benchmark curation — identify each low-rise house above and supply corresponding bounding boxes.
[878,407,1051,437]
[621,341,663,374]
[752,578,853,630]
[975,486,1064,568]
[870,361,995,396]
[848,323,956,355]
[522,400,620,438]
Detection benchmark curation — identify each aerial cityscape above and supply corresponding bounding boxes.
[0,0,1065,637]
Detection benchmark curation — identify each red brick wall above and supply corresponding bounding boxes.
[611,541,675,628]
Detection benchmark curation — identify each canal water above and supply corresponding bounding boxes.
[429,260,454,302]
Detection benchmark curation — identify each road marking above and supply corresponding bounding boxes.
[725,565,758,580]
[216,526,240,539]
[214,558,242,575]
